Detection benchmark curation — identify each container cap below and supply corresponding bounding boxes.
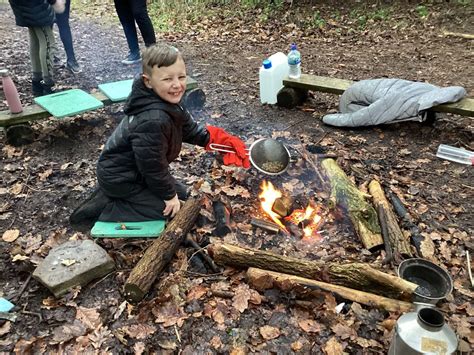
[0,69,9,77]
[262,59,272,69]
[290,43,297,50]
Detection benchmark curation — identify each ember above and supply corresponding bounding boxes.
[258,180,323,239]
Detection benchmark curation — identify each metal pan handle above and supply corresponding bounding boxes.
[208,143,250,155]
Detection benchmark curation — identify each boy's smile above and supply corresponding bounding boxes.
[143,57,187,104]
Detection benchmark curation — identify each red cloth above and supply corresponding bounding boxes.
[206,125,250,168]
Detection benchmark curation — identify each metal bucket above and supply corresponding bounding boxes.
[398,258,453,304]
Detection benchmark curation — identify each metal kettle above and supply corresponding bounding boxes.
[389,306,458,355]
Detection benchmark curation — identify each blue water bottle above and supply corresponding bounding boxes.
[287,43,301,79]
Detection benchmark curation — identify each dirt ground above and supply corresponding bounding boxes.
[0,1,473,353]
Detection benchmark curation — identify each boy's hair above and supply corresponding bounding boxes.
[142,44,182,76]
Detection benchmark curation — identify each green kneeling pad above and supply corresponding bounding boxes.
[91,220,166,238]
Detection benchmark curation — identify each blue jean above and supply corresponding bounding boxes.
[114,0,156,55]
[55,0,76,62]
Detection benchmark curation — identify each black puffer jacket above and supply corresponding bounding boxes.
[9,0,56,27]
[97,77,210,201]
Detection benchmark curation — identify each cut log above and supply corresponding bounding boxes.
[247,267,413,313]
[212,200,232,237]
[124,196,203,303]
[208,243,418,300]
[369,180,412,261]
[276,87,308,109]
[321,158,383,251]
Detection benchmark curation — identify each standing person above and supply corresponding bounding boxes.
[8,0,65,96]
[69,44,249,230]
[55,0,81,74]
[114,0,156,65]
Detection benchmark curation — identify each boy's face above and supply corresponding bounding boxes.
[143,57,187,104]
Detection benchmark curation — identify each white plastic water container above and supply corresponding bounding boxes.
[259,52,289,104]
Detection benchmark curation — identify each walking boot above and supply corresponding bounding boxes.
[69,187,111,231]
[32,80,43,97]
[41,80,55,95]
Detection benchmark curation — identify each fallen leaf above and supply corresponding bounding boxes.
[186,284,208,302]
[220,185,251,198]
[232,283,251,313]
[323,337,344,354]
[2,229,20,242]
[38,168,53,181]
[291,339,304,351]
[52,320,87,343]
[158,340,177,350]
[210,335,223,349]
[133,342,145,355]
[0,321,11,336]
[88,325,112,349]
[61,259,77,266]
[298,319,321,333]
[259,325,280,340]
[113,301,127,320]
[76,306,102,329]
[12,254,29,262]
[355,337,382,348]
[331,323,356,340]
[122,324,156,340]
[10,183,23,195]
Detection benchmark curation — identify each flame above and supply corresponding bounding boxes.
[259,180,323,238]
[258,180,287,231]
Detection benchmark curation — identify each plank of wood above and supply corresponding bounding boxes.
[0,77,198,128]
[283,74,474,117]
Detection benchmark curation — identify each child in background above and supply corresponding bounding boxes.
[9,0,65,96]
[69,44,249,229]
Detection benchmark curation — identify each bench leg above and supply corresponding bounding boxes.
[277,87,308,109]
[6,123,35,146]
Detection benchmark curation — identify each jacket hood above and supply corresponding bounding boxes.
[124,77,182,116]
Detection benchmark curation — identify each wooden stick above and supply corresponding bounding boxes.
[442,31,474,40]
[208,243,418,300]
[247,267,413,313]
[467,250,474,288]
[369,180,412,260]
[123,196,203,303]
[212,200,232,236]
[250,218,281,233]
[185,234,220,273]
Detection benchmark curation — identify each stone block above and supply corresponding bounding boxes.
[33,240,115,297]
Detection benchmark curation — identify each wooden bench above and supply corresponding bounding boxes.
[0,77,203,145]
[278,74,474,117]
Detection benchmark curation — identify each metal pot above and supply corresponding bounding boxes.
[209,138,295,175]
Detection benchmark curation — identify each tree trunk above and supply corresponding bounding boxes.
[124,196,203,303]
[321,158,383,251]
[369,180,412,260]
[247,267,413,313]
[208,243,417,300]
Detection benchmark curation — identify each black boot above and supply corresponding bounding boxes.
[41,80,54,95]
[32,80,43,97]
[69,187,111,231]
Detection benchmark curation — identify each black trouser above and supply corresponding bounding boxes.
[55,0,76,62]
[113,0,156,55]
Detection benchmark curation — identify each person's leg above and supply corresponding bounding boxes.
[114,0,140,56]
[56,0,80,73]
[36,26,55,93]
[130,0,156,47]
[29,28,44,96]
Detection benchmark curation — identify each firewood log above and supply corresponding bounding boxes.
[320,158,383,251]
[368,180,412,261]
[247,267,413,313]
[124,196,203,303]
[208,243,418,301]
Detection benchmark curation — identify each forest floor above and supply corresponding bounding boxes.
[0,0,473,353]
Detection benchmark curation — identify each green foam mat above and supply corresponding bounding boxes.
[34,89,104,118]
[98,79,134,102]
[91,220,166,238]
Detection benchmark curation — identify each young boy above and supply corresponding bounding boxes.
[70,44,249,229]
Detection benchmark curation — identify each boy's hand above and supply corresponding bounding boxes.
[52,0,66,14]
[206,125,250,168]
[164,194,180,218]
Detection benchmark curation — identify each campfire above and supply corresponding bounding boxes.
[258,180,324,239]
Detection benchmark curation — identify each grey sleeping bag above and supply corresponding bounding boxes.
[322,78,466,127]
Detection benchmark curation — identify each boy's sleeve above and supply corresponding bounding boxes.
[130,118,176,200]
[182,109,210,147]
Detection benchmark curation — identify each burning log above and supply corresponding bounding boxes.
[124,196,203,303]
[320,158,383,251]
[208,243,418,300]
[250,218,281,233]
[247,267,413,313]
[212,200,232,237]
[368,180,412,262]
